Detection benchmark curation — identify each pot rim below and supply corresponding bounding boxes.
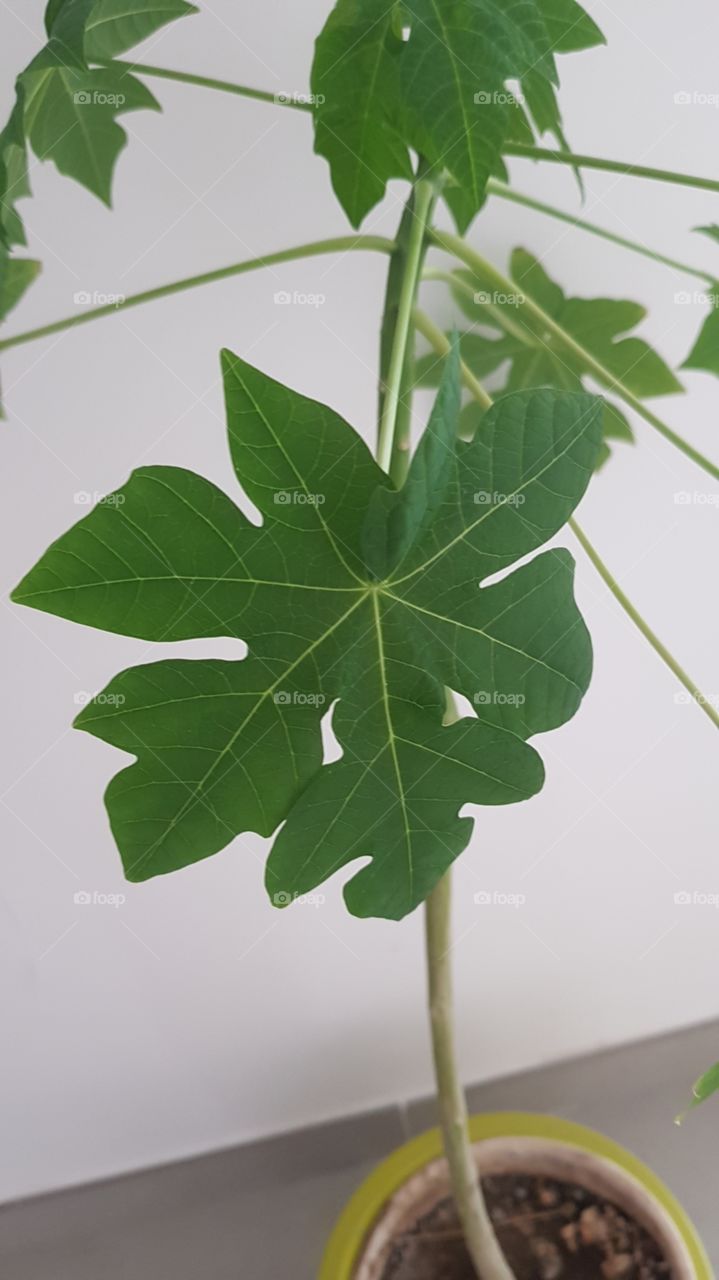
[318,1111,712,1280]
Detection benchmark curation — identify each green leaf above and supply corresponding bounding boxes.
[0,97,32,248]
[0,247,41,416]
[310,0,413,229]
[21,62,159,205]
[84,0,199,60]
[677,1061,719,1123]
[437,251,681,467]
[694,224,719,245]
[0,0,194,235]
[13,355,601,920]
[682,287,719,377]
[535,0,605,52]
[0,251,40,323]
[312,0,600,231]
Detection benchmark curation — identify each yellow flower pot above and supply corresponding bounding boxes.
[319,1112,711,1280]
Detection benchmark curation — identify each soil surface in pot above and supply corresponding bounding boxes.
[377,1174,671,1280]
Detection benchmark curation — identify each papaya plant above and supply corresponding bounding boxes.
[4,1,719,1275]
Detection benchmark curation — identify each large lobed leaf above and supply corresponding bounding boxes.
[419,249,682,468]
[13,350,602,920]
[312,0,604,230]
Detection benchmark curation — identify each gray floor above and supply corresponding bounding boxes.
[2,1020,717,1279]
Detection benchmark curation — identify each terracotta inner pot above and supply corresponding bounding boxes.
[352,1136,696,1280]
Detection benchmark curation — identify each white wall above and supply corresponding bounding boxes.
[2,0,719,1203]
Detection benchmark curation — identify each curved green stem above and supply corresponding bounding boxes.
[568,518,719,731]
[504,144,719,195]
[0,236,394,352]
[426,869,515,1280]
[417,297,719,735]
[486,179,713,284]
[93,57,312,110]
[377,176,436,475]
[430,229,719,483]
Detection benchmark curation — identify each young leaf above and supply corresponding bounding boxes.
[84,0,199,60]
[0,0,195,238]
[312,0,601,231]
[682,287,719,378]
[13,354,602,920]
[21,62,159,205]
[422,251,682,468]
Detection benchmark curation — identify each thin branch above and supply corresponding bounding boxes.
[504,143,719,195]
[92,58,312,110]
[486,180,713,285]
[0,236,394,351]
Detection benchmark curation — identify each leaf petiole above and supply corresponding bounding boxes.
[0,236,394,351]
[92,58,313,111]
[504,143,719,195]
[486,180,714,285]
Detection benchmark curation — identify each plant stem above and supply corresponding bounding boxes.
[0,236,394,351]
[503,144,719,195]
[376,175,436,475]
[93,58,312,110]
[426,869,515,1280]
[430,229,719,483]
[417,300,719,735]
[486,180,713,284]
[413,308,493,409]
[568,518,719,731]
[377,187,511,1277]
